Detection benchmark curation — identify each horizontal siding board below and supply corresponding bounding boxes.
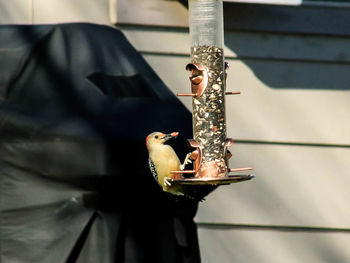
[224,31,350,63]
[223,2,350,36]
[122,27,350,63]
[115,0,188,27]
[198,228,350,263]
[195,143,350,228]
[33,0,110,24]
[121,29,190,57]
[141,54,350,145]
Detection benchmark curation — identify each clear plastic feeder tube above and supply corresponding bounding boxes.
[189,0,227,177]
[189,0,224,48]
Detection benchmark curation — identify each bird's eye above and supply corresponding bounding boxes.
[155,135,159,139]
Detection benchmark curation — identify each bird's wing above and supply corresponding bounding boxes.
[148,157,159,184]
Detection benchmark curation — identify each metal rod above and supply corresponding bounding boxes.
[177,93,196,97]
[171,170,196,174]
[225,91,241,95]
[230,167,253,172]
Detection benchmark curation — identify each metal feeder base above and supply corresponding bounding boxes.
[170,174,255,186]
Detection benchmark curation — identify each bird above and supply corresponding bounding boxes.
[146,131,192,196]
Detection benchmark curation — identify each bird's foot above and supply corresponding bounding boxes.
[180,153,192,170]
[164,177,172,186]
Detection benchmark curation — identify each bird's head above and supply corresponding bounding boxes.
[146,131,179,150]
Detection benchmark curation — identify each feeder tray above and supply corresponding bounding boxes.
[169,174,255,186]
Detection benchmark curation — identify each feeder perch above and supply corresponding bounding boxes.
[172,0,254,186]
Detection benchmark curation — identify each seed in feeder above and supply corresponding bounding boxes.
[205,133,213,138]
[212,84,220,91]
[191,45,227,165]
[211,126,218,132]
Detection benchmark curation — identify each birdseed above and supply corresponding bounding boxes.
[191,45,227,177]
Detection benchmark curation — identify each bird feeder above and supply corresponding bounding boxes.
[173,0,254,185]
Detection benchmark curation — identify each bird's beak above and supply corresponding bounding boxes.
[162,132,179,141]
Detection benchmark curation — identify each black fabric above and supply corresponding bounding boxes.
[0,23,201,263]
